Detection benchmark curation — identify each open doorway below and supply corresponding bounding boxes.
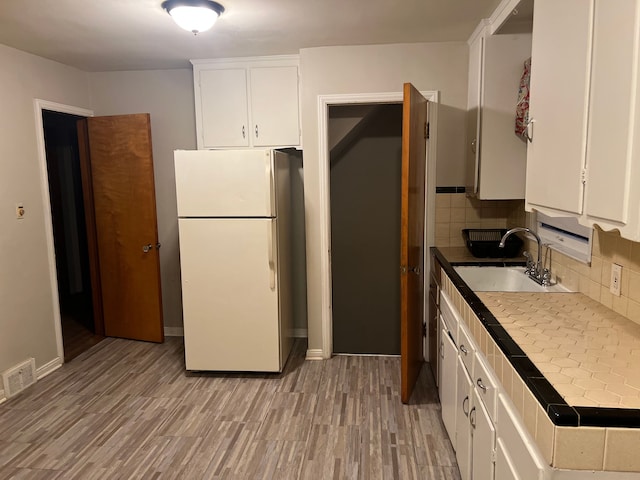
[42,110,103,361]
[329,103,403,354]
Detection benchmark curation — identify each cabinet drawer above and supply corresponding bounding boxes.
[458,322,476,377]
[474,351,499,423]
[440,291,460,344]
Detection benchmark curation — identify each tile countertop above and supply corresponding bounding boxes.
[478,292,640,410]
[433,247,640,429]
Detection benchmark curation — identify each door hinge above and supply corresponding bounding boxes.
[424,122,430,140]
[581,168,587,185]
[422,322,427,337]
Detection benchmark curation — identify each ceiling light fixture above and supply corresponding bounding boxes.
[162,0,225,35]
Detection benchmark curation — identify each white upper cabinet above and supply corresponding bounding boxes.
[525,0,593,215]
[192,56,301,149]
[466,23,532,199]
[526,0,640,240]
[199,68,249,148]
[584,0,640,237]
[249,66,300,147]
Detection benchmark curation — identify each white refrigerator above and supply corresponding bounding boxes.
[174,148,293,372]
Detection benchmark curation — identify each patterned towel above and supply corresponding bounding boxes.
[515,57,532,142]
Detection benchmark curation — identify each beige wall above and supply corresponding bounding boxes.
[300,42,469,352]
[88,70,197,329]
[0,45,91,374]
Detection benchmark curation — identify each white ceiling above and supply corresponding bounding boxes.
[0,0,504,72]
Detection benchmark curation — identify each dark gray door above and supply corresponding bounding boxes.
[330,103,403,354]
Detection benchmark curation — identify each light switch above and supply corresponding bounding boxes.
[16,203,25,220]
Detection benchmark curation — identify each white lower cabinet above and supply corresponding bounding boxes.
[471,388,496,480]
[497,393,547,480]
[439,289,533,480]
[456,357,473,480]
[440,321,458,450]
[496,438,520,480]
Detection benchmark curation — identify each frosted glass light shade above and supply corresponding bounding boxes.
[162,0,225,34]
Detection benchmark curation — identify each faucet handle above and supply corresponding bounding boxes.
[523,251,535,273]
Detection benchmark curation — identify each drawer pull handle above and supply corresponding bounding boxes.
[462,396,470,416]
[469,406,476,429]
[477,378,487,392]
[460,345,468,355]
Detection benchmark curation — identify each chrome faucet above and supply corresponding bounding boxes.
[499,227,552,286]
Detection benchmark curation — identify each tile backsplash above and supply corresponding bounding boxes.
[528,227,640,326]
[434,192,524,247]
[434,192,640,325]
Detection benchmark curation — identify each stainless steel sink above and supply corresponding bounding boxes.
[453,266,573,293]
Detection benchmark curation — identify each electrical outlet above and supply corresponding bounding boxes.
[611,263,622,296]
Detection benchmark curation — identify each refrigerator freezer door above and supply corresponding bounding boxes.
[175,149,275,218]
[178,217,281,371]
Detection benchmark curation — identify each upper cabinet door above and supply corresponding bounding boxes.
[584,0,638,225]
[193,56,301,149]
[250,66,300,147]
[479,33,531,200]
[465,32,483,197]
[526,0,594,214]
[199,68,250,148]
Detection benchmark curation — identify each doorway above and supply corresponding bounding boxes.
[330,103,403,354]
[42,110,103,361]
[316,90,437,378]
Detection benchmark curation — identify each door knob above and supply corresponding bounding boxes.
[142,244,153,253]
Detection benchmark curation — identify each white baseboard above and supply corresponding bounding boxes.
[305,349,324,360]
[164,327,184,337]
[292,328,308,338]
[37,357,62,380]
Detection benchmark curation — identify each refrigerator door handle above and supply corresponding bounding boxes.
[268,219,277,290]
[265,151,275,216]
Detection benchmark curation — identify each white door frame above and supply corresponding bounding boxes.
[34,99,94,365]
[316,90,439,359]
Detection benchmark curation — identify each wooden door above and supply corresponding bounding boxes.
[400,83,428,403]
[78,114,164,343]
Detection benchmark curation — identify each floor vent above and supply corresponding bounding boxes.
[2,358,36,398]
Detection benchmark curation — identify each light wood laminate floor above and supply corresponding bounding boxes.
[0,338,460,479]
